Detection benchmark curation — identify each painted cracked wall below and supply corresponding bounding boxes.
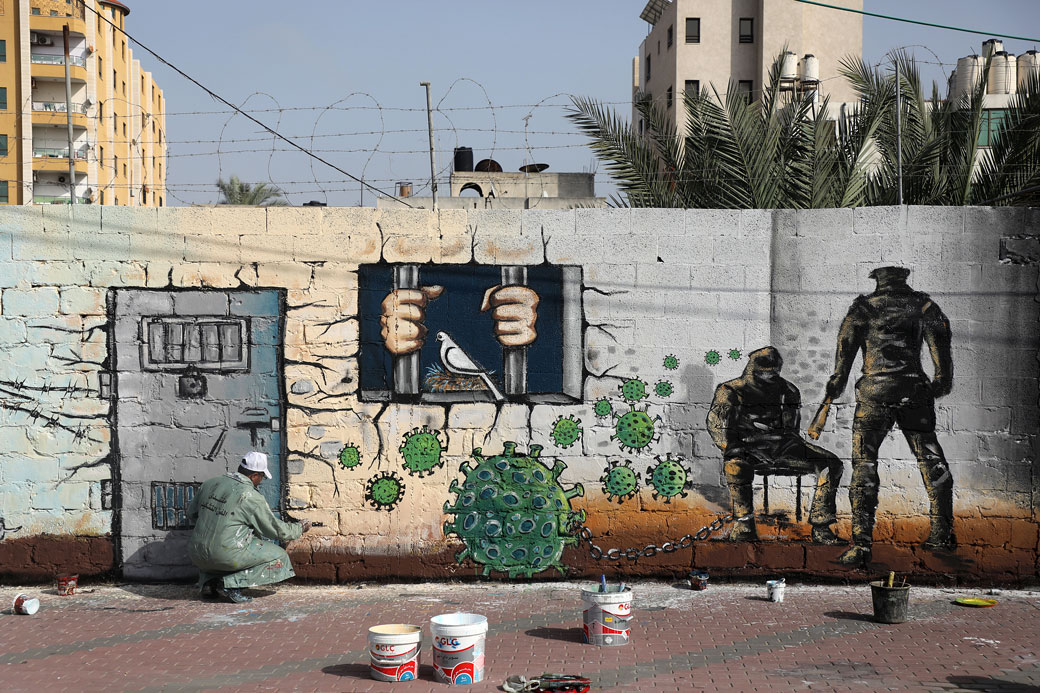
[0,205,1036,582]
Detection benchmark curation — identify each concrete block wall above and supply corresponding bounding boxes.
[0,204,1036,583]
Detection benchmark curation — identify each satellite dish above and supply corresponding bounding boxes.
[474,158,502,173]
[519,163,549,173]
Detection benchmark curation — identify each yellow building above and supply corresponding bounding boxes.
[0,0,166,206]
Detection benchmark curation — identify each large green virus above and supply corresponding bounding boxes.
[338,444,361,469]
[600,459,639,504]
[654,380,673,398]
[619,377,649,403]
[399,425,444,477]
[366,471,405,511]
[645,454,691,503]
[550,415,582,449]
[611,406,661,454]
[663,354,679,370]
[443,441,585,578]
[705,350,721,366]
[593,398,613,419]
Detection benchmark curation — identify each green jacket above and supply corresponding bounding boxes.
[187,472,302,578]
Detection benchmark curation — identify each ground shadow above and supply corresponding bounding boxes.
[823,610,876,623]
[321,662,438,682]
[525,626,585,643]
[116,584,276,602]
[745,596,773,602]
[946,676,1039,692]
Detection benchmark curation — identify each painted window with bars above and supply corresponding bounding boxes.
[140,316,250,370]
[151,481,200,530]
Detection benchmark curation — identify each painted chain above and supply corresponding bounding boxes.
[566,513,750,561]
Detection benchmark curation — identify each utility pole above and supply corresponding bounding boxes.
[419,81,437,209]
[895,61,903,205]
[62,25,76,204]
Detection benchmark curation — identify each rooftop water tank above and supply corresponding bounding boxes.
[800,54,820,83]
[988,52,1017,94]
[453,146,474,172]
[955,55,983,101]
[981,39,1004,59]
[780,51,798,80]
[1018,50,1040,91]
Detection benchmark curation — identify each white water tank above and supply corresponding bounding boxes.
[780,51,798,80]
[1018,50,1040,91]
[800,54,819,83]
[988,52,1017,94]
[955,55,984,100]
[982,39,1004,59]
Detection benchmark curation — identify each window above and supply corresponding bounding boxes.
[123,162,127,177]
[122,122,126,137]
[667,25,673,48]
[739,18,754,43]
[686,17,700,43]
[0,135,7,156]
[685,79,700,97]
[49,9,58,16]
[121,80,126,96]
[31,7,41,15]
[142,317,250,370]
[159,197,163,206]
[112,68,116,84]
[645,53,651,81]
[140,75,144,93]
[0,40,6,63]
[99,102,103,119]
[151,481,200,530]
[0,181,8,204]
[114,154,118,171]
[979,109,1008,147]
[359,264,582,403]
[0,87,6,111]
[121,40,125,60]
[100,190,105,204]
[738,80,754,103]
[99,145,104,164]
[666,86,673,108]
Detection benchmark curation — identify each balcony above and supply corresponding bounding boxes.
[33,194,91,205]
[29,0,87,35]
[32,145,90,174]
[32,100,89,128]
[30,53,87,82]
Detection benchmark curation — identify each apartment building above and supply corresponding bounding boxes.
[633,0,862,127]
[0,0,166,205]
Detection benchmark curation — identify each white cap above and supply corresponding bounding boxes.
[241,451,272,479]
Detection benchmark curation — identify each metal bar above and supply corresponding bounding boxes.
[392,265,420,398]
[796,475,803,522]
[62,25,76,204]
[501,266,527,397]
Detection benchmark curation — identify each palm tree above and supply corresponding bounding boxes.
[567,51,1040,208]
[215,175,289,206]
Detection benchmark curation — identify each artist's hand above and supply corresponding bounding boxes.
[824,374,845,400]
[481,285,539,347]
[380,286,444,355]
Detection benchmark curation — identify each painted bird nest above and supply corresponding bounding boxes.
[424,364,499,393]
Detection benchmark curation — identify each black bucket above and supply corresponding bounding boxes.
[870,581,910,624]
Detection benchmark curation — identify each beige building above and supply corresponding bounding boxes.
[633,0,862,128]
[0,0,166,206]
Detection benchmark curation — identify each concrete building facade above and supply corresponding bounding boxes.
[0,0,166,207]
[633,0,863,128]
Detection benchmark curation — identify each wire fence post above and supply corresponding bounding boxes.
[420,82,437,210]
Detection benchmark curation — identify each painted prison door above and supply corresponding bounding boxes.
[113,289,284,579]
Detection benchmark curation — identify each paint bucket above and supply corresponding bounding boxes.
[870,581,910,624]
[581,587,632,646]
[767,579,785,602]
[367,624,422,682]
[57,575,79,596]
[430,612,488,685]
[12,594,40,615]
[689,570,709,591]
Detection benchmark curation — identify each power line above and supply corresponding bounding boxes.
[792,0,1040,43]
[78,1,414,208]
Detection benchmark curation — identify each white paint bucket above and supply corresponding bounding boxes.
[581,588,632,646]
[367,624,422,682]
[12,593,39,615]
[430,612,488,685]
[767,579,786,602]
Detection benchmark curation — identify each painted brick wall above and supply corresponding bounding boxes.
[0,204,1036,583]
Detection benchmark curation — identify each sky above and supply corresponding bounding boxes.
[123,1,1040,207]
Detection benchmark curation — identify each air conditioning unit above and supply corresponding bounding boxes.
[38,36,54,46]
[58,175,67,184]
[30,32,42,45]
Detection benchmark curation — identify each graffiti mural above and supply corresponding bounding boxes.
[442,441,585,577]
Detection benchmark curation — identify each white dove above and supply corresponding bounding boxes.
[435,331,505,402]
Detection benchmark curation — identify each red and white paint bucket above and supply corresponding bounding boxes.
[57,575,79,596]
[12,593,40,615]
[430,612,488,685]
[582,588,632,646]
[367,624,422,682]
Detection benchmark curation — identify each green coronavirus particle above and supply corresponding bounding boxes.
[600,459,639,504]
[366,471,405,511]
[728,348,742,360]
[645,454,691,503]
[705,350,721,366]
[593,398,613,419]
[611,406,661,454]
[443,441,586,578]
[399,425,444,477]
[338,443,361,469]
[550,415,582,449]
[619,377,649,403]
[654,380,673,398]
[663,354,679,370]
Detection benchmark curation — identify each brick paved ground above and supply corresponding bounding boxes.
[1,580,1038,692]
